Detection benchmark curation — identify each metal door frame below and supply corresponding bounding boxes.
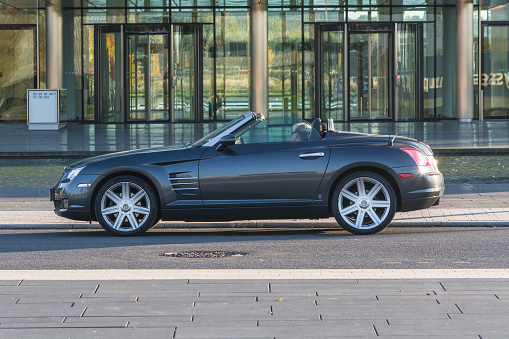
[170,24,204,122]
[315,23,347,121]
[347,24,394,121]
[95,25,125,123]
[125,30,171,122]
[479,21,509,120]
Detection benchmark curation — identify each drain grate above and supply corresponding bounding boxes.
[160,251,247,258]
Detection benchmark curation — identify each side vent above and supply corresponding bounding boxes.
[169,172,199,196]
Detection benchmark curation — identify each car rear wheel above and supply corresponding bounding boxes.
[94,175,159,236]
[332,171,396,235]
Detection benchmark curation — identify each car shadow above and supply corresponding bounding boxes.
[0,226,492,254]
[0,228,350,254]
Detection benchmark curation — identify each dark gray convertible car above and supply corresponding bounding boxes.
[51,112,444,235]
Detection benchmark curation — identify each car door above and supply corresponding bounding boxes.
[199,140,330,207]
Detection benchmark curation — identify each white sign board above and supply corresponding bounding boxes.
[27,89,60,130]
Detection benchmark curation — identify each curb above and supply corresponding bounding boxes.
[1,220,508,230]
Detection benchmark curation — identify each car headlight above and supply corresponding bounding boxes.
[64,166,85,183]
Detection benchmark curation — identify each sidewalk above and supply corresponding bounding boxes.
[1,184,508,230]
[0,271,508,338]
[2,184,509,337]
[2,119,509,157]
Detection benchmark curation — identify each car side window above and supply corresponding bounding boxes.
[236,118,320,144]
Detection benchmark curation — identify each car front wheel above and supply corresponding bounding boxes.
[332,171,396,235]
[94,175,159,236]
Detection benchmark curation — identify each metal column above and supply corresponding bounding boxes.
[456,0,474,122]
[46,0,63,89]
[249,0,268,115]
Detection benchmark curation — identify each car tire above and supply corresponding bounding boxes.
[332,171,396,235]
[94,175,159,236]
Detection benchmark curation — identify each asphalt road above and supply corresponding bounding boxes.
[1,227,507,270]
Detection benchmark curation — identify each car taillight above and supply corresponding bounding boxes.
[401,148,431,167]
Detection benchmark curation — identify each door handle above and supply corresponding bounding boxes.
[299,152,325,159]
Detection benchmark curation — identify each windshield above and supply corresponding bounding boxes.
[191,114,248,147]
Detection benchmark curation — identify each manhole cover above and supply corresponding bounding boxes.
[160,251,248,258]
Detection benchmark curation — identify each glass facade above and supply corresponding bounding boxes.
[0,0,506,123]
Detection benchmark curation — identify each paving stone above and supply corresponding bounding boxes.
[276,337,479,339]
[93,283,268,294]
[0,317,65,325]
[0,327,176,338]
[17,280,104,287]
[191,302,270,314]
[174,324,376,338]
[440,280,509,291]
[451,300,509,314]
[188,320,256,327]
[192,296,256,303]
[64,315,192,327]
[14,296,83,304]
[198,292,309,298]
[82,303,193,317]
[434,294,500,303]
[257,319,371,326]
[374,322,509,336]
[188,279,271,285]
[0,287,91,296]
[190,314,291,322]
[80,291,201,298]
[0,304,85,318]
[315,298,447,307]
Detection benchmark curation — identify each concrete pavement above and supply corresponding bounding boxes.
[1,183,509,337]
[1,272,509,337]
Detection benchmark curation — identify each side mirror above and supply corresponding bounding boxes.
[216,134,236,151]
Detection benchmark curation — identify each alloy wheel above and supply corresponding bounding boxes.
[100,181,151,232]
[332,172,396,235]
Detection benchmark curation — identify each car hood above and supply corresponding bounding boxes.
[65,145,193,169]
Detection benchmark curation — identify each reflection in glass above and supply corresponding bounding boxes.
[99,29,123,122]
[396,23,418,120]
[321,30,344,121]
[482,26,509,118]
[216,11,250,120]
[83,26,95,121]
[203,25,215,120]
[423,22,435,119]
[349,33,391,119]
[127,34,169,121]
[268,10,302,119]
[0,28,35,122]
[303,24,315,120]
[173,25,198,122]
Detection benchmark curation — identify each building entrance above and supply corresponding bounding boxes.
[349,31,392,119]
[318,23,420,121]
[95,24,203,123]
[127,33,169,121]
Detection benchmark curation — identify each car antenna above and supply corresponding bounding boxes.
[389,133,398,147]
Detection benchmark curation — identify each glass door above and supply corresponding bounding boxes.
[349,32,392,119]
[98,26,123,122]
[320,27,345,121]
[481,25,509,119]
[172,25,202,122]
[127,33,169,121]
[396,23,419,120]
